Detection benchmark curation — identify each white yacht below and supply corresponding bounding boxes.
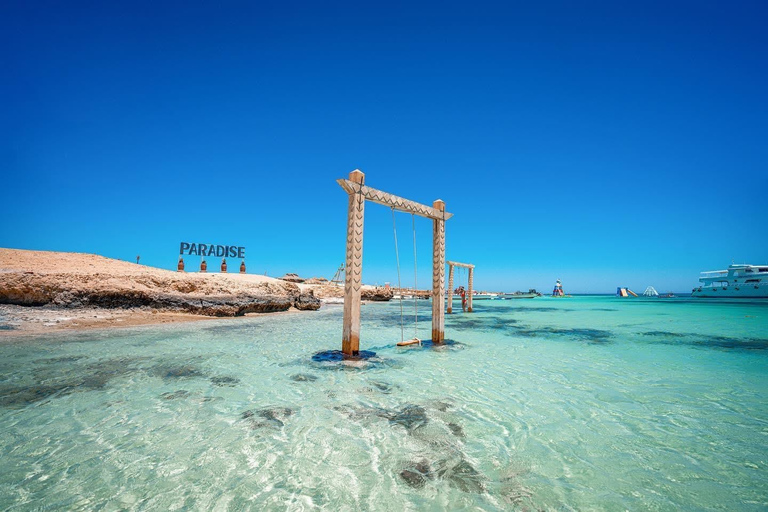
[692,264,768,298]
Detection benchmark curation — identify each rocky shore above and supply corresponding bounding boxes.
[0,249,327,333]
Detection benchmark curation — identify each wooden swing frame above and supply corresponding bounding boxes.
[337,170,453,356]
[446,261,475,313]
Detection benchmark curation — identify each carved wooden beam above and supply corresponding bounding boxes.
[337,179,453,221]
[446,260,475,269]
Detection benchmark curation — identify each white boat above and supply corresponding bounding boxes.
[691,264,768,298]
[471,293,502,300]
[502,289,540,299]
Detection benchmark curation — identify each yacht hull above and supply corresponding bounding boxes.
[692,285,768,298]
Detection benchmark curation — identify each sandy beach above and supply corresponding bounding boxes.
[0,248,392,336]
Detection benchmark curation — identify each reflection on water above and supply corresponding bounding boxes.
[0,297,767,510]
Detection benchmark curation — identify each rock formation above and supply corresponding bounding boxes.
[0,249,320,316]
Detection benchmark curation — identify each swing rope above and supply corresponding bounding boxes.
[391,207,404,342]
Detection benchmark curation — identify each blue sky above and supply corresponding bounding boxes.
[1,1,766,293]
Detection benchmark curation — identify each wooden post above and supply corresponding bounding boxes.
[447,263,454,314]
[342,170,366,355]
[432,199,446,342]
[467,267,474,312]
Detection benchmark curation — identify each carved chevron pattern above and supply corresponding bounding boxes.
[337,179,453,221]
[345,192,365,294]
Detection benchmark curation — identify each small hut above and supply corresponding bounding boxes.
[280,273,306,283]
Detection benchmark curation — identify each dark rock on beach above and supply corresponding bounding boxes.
[361,287,394,301]
[293,291,321,311]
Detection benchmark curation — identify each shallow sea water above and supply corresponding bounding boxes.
[1,296,767,510]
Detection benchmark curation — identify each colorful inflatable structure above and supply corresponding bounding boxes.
[616,287,638,297]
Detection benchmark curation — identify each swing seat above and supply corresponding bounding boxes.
[397,338,421,347]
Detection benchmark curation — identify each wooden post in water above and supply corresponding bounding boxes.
[342,170,366,355]
[432,199,446,342]
[467,266,474,312]
[447,263,455,314]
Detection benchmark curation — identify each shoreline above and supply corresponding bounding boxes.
[0,302,351,338]
[0,248,390,338]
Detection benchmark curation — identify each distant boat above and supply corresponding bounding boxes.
[503,289,540,299]
[692,264,768,298]
[471,293,502,300]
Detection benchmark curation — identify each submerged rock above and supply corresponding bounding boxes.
[447,422,465,438]
[242,407,295,429]
[35,355,89,365]
[0,384,72,407]
[385,405,429,432]
[210,376,240,386]
[309,350,395,372]
[161,390,190,400]
[290,373,318,382]
[437,459,485,493]
[158,365,205,379]
[369,380,395,393]
[429,400,453,412]
[400,459,434,488]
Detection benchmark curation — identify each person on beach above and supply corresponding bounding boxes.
[457,286,467,312]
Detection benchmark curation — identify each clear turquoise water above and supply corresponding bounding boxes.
[1,296,767,510]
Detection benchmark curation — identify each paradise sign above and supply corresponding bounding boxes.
[180,242,245,259]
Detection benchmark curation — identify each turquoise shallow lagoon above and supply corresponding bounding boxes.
[1,296,767,510]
